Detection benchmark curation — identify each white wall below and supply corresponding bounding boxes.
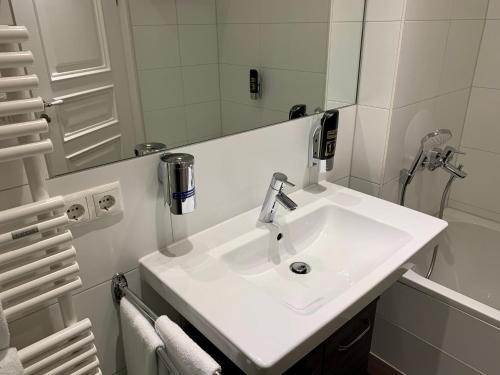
[450,0,500,222]
[217,0,330,135]
[1,107,355,374]
[353,0,490,374]
[352,0,485,215]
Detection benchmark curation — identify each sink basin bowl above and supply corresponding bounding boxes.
[140,182,446,375]
[214,199,412,314]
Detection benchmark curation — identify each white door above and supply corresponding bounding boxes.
[11,0,144,175]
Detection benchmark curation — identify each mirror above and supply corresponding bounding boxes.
[9,0,365,177]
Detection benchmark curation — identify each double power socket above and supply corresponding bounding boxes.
[63,181,124,224]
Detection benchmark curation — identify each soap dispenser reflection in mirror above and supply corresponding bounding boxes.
[158,153,196,215]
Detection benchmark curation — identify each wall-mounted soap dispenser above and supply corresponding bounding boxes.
[250,69,261,100]
[308,109,339,172]
[158,153,196,215]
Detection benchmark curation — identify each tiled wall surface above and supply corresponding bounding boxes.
[1,107,355,374]
[351,0,486,216]
[325,0,364,109]
[131,0,222,148]
[217,0,330,135]
[450,0,500,221]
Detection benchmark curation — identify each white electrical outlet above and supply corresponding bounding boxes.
[63,181,124,225]
[92,183,123,217]
[64,194,90,223]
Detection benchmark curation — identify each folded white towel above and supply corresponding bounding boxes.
[0,301,10,351]
[155,315,221,375]
[120,298,164,375]
[0,348,23,375]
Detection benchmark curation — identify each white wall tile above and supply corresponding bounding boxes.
[175,0,216,24]
[351,106,390,183]
[474,20,500,89]
[216,0,261,23]
[133,26,180,70]
[393,21,449,107]
[259,68,326,113]
[260,23,328,73]
[405,0,452,20]
[451,147,500,215]
[143,107,187,146]
[220,64,259,106]
[138,68,184,111]
[487,0,500,19]
[365,0,405,21]
[178,25,218,66]
[439,20,484,94]
[462,88,500,154]
[327,22,363,104]
[129,0,177,25]
[349,177,381,196]
[379,177,400,204]
[358,22,401,108]
[182,64,220,104]
[383,89,469,183]
[217,24,261,66]
[331,0,365,22]
[185,101,222,142]
[261,0,330,23]
[451,0,488,19]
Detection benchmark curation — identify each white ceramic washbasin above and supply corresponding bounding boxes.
[140,182,447,375]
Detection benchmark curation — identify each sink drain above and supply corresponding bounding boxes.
[289,262,311,275]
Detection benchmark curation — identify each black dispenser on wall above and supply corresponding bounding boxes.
[308,109,339,172]
[249,69,261,100]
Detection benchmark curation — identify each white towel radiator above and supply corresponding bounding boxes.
[0,25,102,374]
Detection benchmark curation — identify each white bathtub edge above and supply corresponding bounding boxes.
[400,269,500,330]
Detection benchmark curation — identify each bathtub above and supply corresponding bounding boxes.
[371,208,500,375]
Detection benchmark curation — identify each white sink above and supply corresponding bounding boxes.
[140,182,446,374]
[214,199,412,314]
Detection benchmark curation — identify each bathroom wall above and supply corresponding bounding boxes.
[325,0,364,109]
[1,105,355,374]
[351,0,486,216]
[353,0,489,374]
[449,0,500,222]
[130,0,223,148]
[217,0,330,135]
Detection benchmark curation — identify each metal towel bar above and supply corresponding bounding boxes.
[111,273,222,375]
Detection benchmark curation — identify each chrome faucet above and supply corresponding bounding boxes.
[259,172,298,223]
[427,146,467,179]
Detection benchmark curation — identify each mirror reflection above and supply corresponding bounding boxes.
[10,0,365,176]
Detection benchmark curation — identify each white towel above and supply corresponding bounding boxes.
[0,301,10,351]
[0,348,23,375]
[155,316,221,375]
[120,298,165,375]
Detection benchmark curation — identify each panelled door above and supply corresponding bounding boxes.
[11,0,143,175]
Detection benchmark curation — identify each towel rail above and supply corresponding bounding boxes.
[111,273,223,375]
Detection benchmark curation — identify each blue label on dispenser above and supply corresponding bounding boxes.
[172,188,195,201]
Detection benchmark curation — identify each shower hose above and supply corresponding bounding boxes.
[399,165,463,279]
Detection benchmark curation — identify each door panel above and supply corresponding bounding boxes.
[12,0,143,176]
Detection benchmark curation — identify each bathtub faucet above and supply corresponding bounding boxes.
[427,146,467,179]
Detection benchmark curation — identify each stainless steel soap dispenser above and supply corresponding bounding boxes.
[158,153,196,215]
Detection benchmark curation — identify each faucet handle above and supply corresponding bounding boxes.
[271,172,295,190]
